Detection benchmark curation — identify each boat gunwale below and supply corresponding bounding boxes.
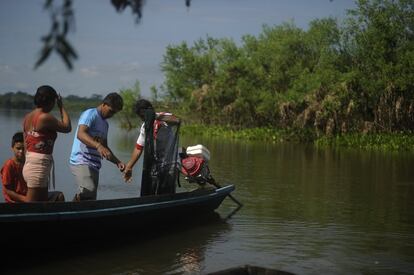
[0,185,235,222]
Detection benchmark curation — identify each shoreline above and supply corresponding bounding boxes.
[180,124,414,152]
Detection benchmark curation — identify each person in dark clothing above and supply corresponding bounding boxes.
[123,99,180,196]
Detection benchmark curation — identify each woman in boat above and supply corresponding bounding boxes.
[22,85,71,201]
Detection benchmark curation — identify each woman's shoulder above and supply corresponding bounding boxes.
[23,110,35,120]
[22,110,39,130]
[33,111,58,133]
[37,111,56,123]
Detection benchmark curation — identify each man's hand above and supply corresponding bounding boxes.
[123,167,133,183]
[117,162,126,172]
[97,144,112,160]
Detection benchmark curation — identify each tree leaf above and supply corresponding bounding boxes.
[34,46,53,69]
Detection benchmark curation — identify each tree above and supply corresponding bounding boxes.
[344,0,414,130]
[119,81,141,131]
[160,0,414,134]
[36,0,191,70]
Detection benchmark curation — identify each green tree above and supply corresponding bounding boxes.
[345,0,414,130]
[118,81,141,131]
[160,0,414,135]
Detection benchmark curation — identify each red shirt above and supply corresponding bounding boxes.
[23,112,57,154]
[1,159,27,203]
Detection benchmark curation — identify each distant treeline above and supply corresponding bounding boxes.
[160,0,414,138]
[0,91,33,109]
[0,92,102,111]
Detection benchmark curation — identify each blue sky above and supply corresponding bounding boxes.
[0,0,356,98]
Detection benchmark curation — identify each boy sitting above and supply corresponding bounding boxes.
[1,132,65,203]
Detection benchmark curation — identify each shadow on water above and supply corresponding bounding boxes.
[3,212,231,275]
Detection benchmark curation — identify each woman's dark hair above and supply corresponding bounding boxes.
[103,93,123,111]
[134,99,153,115]
[34,85,58,108]
[11,132,24,147]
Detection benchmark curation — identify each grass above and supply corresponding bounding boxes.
[315,132,414,152]
[180,124,284,142]
[181,123,414,152]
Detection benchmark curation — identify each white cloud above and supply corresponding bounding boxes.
[124,62,141,72]
[0,64,14,74]
[80,66,99,78]
[15,82,30,90]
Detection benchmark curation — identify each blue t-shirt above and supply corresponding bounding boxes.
[70,108,108,170]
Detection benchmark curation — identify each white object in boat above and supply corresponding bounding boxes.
[186,144,210,161]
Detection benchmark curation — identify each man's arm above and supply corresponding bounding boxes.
[123,146,143,182]
[102,139,125,171]
[77,125,125,171]
[77,124,113,160]
[156,113,180,125]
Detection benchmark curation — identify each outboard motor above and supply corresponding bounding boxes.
[180,144,212,185]
[180,144,243,207]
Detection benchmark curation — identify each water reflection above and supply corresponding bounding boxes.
[1,110,414,274]
[181,136,414,273]
[202,138,414,230]
[5,213,231,275]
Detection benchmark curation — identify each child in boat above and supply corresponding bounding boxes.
[1,132,27,203]
[1,132,65,203]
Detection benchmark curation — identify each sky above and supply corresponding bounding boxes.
[0,0,357,98]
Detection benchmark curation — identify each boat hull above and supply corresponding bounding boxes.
[208,265,295,275]
[0,185,234,239]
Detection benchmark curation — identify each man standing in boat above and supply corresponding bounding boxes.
[123,99,180,196]
[69,93,125,201]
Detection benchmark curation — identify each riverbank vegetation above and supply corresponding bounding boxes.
[156,0,413,150]
[316,132,414,152]
[179,124,414,152]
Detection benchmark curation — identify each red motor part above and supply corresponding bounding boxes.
[181,156,205,177]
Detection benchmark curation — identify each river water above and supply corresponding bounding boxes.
[1,109,414,274]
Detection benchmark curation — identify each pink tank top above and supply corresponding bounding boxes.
[23,112,57,154]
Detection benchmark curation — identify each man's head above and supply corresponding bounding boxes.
[134,99,153,120]
[100,93,123,119]
[34,85,58,112]
[11,132,25,162]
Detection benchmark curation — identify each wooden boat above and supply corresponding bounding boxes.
[207,265,295,275]
[0,185,235,241]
